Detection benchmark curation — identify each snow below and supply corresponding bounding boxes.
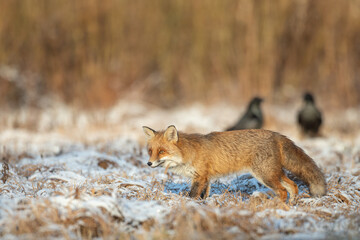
[0,101,360,239]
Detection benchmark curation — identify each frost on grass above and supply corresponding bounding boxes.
[0,102,360,239]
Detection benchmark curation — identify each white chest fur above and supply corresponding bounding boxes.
[160,155,196,178]
[168,163,196,178]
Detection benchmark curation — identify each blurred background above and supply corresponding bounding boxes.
[0,0,360,110]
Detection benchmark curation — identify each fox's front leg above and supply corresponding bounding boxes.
[200,182,210,199]
[189,177,209,199]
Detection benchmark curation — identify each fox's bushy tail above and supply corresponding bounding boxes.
[278,136,326,197]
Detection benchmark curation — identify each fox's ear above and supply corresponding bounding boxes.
[143,126,156,139]
[164,125,178,142]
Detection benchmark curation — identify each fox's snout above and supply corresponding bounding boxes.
[146,159,163,168]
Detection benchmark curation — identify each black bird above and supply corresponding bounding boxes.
[297,92,322,136]
[226,97,263,131]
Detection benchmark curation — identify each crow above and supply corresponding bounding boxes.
[297,92,322,136]
[226,97,263,131]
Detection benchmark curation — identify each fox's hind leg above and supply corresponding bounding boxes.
[264,179,288,202]
[280,175,298,200]
[251,170,289,202]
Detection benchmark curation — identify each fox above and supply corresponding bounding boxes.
[142,125,326,201]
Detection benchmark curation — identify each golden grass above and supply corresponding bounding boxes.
[1,162,360,239]
[0,0,359,108]
[1,162,9,183]
[0,104,360,239]
[4,184,359,239]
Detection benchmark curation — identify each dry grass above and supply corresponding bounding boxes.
[1,169,359,239]
[1,103,360,239]
[1,163,9,184]
[0,0,360,108]
[1,149,360,239]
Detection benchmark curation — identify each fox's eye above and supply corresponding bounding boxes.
[148,149,152,155]
[159,150,165,155]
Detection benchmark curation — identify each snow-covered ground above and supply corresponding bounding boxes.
[0,100,360,239]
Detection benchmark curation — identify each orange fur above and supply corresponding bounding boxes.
[164,164,170,175]
[143,125,326,201]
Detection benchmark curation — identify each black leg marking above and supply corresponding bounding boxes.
[200,183,209,199]
[189,182,200,198]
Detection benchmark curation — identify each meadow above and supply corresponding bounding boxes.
[1,100,359,239]
[1,0,360,108]
[1,1,360,239]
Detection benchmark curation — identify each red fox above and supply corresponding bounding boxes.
[143,125,326,201]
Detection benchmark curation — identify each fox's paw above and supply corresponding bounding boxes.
[288,197,298,205]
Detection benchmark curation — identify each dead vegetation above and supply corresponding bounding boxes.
[0,1,360,108]
[1,150,359,239]
[0,103,360,239]
[1,163,9,184]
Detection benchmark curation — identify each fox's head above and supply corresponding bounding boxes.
[142,125,183,169]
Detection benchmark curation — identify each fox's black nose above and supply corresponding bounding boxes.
[147,162,152,166]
